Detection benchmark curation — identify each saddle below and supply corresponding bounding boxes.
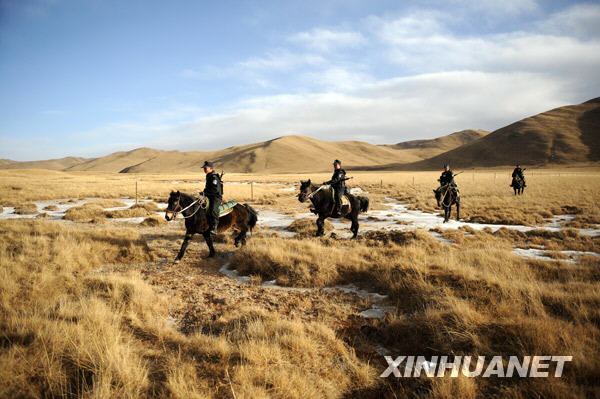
[218,200,237,217]
[203,197,237,217]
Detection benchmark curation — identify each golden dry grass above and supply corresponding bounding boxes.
[0,221,377,398]
[230,230,600,398]
[1,168,599,398]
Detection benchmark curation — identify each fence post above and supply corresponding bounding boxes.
[412,176,415,186]
[135,180,138,205]
[380,179,383,189]
[251,182,254,200]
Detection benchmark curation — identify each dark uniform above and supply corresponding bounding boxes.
[439,170,456,187]
[202,162,223,234]
[324,160,347,217]
[512,166,526,186]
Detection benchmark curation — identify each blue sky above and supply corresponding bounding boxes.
[1,0,599,161]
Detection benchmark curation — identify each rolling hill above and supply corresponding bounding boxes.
[403,97,600,169]
[3,98,598,173]
[388,129,489,158]
[0,156,88,170]
[68,135,424,173]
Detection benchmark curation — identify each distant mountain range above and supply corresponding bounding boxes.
[2,98,598,173]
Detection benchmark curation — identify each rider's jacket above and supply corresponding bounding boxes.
[203,171,223,197]
[512,167,524,179]
[325,169,346,191]
[440,170,455,186]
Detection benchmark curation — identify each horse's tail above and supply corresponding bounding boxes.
[244,204,258,234]
[358,196,369,213]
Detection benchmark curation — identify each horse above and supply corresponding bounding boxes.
[434,185,460,223]
[164,191,258,262]
[511,176,525,195]
[297,180,369,238]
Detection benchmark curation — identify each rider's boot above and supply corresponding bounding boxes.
[209,220,218,235]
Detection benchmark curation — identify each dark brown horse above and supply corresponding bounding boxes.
[298,180,369,238]
[511,176,525,195]
[165,191,258,262]
[434,185,460,222]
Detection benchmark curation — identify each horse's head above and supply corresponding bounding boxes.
[165,191,181,221]
[298,179,313,203]
[433,188,442,207]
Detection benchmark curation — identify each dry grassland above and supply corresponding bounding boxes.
[1,168,599,398]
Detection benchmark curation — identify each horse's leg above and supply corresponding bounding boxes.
[235,227,248,247]
[456,199,460,221]
[316,216,325,237]
[350,216,359,239]
[203,231,216,258]
[175,232,194,263]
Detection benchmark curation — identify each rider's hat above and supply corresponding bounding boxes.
[443,163,449,168]
[202,161,214,168]
[333,159,341,165]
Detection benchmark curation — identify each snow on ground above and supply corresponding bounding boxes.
[513,248,600,263]
[0,198,167,221]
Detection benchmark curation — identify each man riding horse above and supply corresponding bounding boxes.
[435,164,458,202]
[512,163,526,187]
[202,161,223,235]
[434,163,461,221]
[323,159,348,217]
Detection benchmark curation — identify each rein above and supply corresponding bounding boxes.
[167,194,205,219]
[308,185,326,198]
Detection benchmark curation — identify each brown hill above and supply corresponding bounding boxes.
[67,148,163,172]
[365,98,600,171]
[389,129,489,158]
[75,136,423,173]
[0,156,88,170]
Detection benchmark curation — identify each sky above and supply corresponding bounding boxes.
[0,0,599,161]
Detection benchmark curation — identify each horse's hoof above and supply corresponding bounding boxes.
[206,253,216,259]
[234,241,239,248]
[173,259,180,264]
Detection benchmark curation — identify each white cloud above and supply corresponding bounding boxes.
[289,28,366,52]
[239,49,326,71]
[539,3,600,38]
[71,70,572,154]
[448,0,538,15]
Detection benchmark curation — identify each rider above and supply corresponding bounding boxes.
[512,163,526,187]
[439,164,457,188]
[323,159,347,217]
[202,161,223,235]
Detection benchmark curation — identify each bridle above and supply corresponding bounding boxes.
[299,184,325,202]
[166,193,205,219]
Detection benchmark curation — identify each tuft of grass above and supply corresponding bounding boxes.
[64,203,106,221]
[286,217,333,237]
[42,204,59,211]
[140,216,167,227]
[13,202,37,215]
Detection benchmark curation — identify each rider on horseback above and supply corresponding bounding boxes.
[323,159,347,217]
[202,161,223,235]
[512,163,526,187]
[435,164,458,207]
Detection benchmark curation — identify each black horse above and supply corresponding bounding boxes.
[298,180,369,238]
[511,177,525,195]
[165,191,258,262]
[434,185,460,223]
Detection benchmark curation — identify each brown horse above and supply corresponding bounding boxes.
[511,176,525,195]
[297,180,369,238]
[165,191,258,262]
